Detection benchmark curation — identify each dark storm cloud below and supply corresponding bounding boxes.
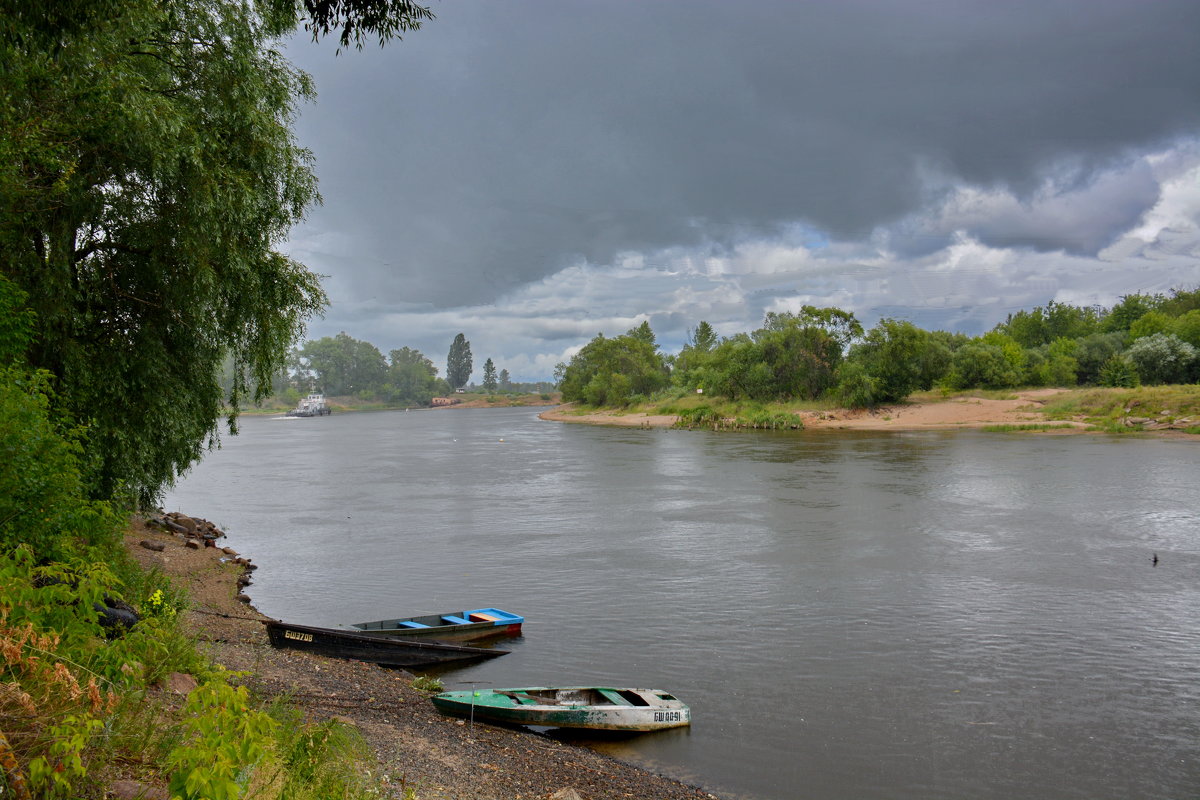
[286,0,1200,308]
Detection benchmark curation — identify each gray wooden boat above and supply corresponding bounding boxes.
[264,621,508,668]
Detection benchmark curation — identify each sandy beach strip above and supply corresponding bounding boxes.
[538,389,1085,432]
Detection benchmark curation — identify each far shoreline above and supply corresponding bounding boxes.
[539,388,1200,438]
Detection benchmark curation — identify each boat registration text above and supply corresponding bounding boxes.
[284,630,314,643]
[653,711,684,723]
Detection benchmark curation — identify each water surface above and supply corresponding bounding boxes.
[166,408,1200,799]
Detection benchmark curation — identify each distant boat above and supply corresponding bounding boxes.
[431,687,691,731]
[264,621,508,668]
[286,393,331,417]
[352,608,523,642]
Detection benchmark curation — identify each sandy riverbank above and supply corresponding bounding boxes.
[124,521,719,800]
[538,388,1085,431]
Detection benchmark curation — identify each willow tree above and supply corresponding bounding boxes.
[0,0,428,503]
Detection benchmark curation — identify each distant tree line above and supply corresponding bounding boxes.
[555,288,1200,409]
[233,331,551,407]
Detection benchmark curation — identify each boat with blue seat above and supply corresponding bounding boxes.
[351,608,523,642]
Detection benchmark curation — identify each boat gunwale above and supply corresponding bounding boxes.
[350,608,524,640]
[263,620,511,668]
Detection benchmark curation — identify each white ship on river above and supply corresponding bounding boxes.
[286,392,331,417]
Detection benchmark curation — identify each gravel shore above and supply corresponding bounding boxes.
[126,521,722,800]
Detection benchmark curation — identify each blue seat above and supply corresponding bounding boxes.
[441,615,471,625]
[398,620,430,629]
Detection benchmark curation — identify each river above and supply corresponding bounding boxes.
[164,406,1200,799]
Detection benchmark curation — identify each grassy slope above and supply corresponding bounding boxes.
[1036,385,1200,432]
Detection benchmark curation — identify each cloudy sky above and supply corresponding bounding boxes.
[281,0,1200,382]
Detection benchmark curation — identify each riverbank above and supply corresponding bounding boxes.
[538,389,1075,430]
[240,392,561,415]
[539,387,1200,436]
[124,520,718,800]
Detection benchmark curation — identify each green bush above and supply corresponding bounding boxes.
[1099,355,1140,388]
[411,675,443,692]
[167,679,277,800]
[942,342,1022,390]
[832,361,878,408]
[0,369,123,561]
[1126,333,1197,385]
[675,405,722,427]
[737,410,803,429]
[674,405,802,430]
[0,275,34,365]
[261,701,387,799]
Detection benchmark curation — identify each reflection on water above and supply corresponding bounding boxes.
[167,409,1200,800]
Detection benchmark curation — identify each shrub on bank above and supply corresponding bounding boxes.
[0,542,389,799]
[0,364,386,798]
[0,369,124,561]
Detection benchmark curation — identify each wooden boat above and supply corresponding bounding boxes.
[430,687,691,731]
[264,621,508,668]
[351,608,523,642]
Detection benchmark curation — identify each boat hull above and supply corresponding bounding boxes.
[264,621,508,668]
[431,687,690,732]
[352,608,523,642]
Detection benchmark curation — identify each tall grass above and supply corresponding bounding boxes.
[1040,386,1200,429]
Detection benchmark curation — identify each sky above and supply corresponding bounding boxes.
[281,0,1200,382]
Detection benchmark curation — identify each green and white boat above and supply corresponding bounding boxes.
[430,687,691,731]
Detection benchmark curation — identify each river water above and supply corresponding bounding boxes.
[164,407,1200,799]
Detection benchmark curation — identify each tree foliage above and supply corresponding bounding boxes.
[446,333,473,389]
[943,342,1021,390]
[1026,337,1080,387]
[0,369,121,560]
[691,321,718,352]
[672,321,719,391]
[557,330,668,406]
[1160,287,1200,318]
[995,300,1101,348]
[1074,332,1127,385]
[552,290,1200,408]
[1125,333,1198,385]
[298,333,387,396]
[847,319,939,403]
[1129,311,1173,341]
[1171,310,1200,349]
[1,0,330,503]
[627,321,658,348]
[482,358,498,392]
[1099,355,1139,388]
[726,308,861,400]
[0,275,34,366]
[299,0,434,50]
[832,360,879,409]
[1101,293,1166,333]
[385,346,442,406]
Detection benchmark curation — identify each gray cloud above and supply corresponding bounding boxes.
[287,0,1200,308]
[282,0,1200,378]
